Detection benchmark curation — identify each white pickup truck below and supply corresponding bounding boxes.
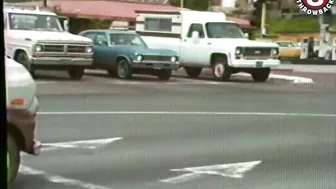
[135,10,280,82]
[4,4,93,80]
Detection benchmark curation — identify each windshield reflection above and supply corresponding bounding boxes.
[8,13,63,32]
[206,22,245,39]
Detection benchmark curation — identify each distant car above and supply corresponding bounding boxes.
[274,41,301,59]
[78,29,180,80]
[5,56,41,185]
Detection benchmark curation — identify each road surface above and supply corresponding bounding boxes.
[13,70,336,189]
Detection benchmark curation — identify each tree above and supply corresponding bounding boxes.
[170,0,210,11]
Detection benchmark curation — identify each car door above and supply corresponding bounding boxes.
[92,32,110,68]
[180,23,209,66]
[82,32,99,67]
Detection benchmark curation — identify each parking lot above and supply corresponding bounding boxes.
[14,69,336,189]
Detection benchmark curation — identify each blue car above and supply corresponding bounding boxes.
[79,29,180,80]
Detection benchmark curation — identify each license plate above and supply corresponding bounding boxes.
[60,59,72,64]
[153,64,164,69]
[256,61,263,68]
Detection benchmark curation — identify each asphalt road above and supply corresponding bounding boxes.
[13,69,336,189]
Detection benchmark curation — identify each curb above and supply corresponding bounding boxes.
[271,68,294,72]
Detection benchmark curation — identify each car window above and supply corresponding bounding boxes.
[187,24,205,38]
[110,33,147,47]
[83,32,96,40]
[94,33,108,46]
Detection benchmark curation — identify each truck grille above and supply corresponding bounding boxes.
[39,44,90,53]
[67,45,86,53]
[43,45,64,52]
[143,55,171,62]
[243,47,272,57]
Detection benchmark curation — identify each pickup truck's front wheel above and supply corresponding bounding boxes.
[212,56,232,81]
[157,69,172,80]
[16,51,36,78]
[68,67,84,80]
[251,68,271,82]
[184,67,202,78]
[7,131,20,185]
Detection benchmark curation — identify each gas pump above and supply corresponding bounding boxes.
[332,37,336,60]
[300,38,309,59]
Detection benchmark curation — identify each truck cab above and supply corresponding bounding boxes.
[135,10,280,82]
[4,3,94,80]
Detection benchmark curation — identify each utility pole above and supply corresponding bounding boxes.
[260,1,266,36]
[180,0,184,8]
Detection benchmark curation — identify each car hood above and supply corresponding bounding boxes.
[7,30,92,43]
[123,46,177,56]
[208,38,279,49]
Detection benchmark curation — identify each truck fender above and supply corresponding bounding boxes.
[13,48,31,61]
[210,53,232,67]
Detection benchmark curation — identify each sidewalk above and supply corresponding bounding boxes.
[273,64,336,73]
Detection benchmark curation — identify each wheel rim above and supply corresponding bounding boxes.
[214,63,225,78]
[117,61,128,78]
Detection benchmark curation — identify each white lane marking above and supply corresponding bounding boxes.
[19,165,112,189]
[21,137,122,156]
[37,111,336,117]
[42,137,122,151]
[160,160,261,184]
[236,73,314,84]
[36,81,58,84]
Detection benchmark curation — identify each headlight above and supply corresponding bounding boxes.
[136,55,143,62]
[35,44,42,52]
[235,47,243,55]
[271,48,279,55]
[86,46,93,53]
[171,56,177,62]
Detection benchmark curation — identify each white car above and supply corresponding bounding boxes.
[5,56,41,185]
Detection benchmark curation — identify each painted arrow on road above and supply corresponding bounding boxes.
[41,137,123,152]
[160,160,261,184]
[21,137,122,156]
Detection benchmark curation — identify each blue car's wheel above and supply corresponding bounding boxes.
[117,59,132,79]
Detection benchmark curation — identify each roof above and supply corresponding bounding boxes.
[81,29,137,34]
[16,0,251,27]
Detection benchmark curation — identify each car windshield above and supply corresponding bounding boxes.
[205,22,245,38]
[8,13,63,32]
[110,33,147,47]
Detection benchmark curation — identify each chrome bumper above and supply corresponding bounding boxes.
[31,57,93,66]
[131,61,180,70]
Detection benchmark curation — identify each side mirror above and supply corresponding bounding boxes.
[244,33,249,38]
[191,31,200,40]
[63,20,69,32]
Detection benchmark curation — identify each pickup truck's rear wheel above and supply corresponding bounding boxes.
[251,68,271,82]
[157,69,172,80]
[117,59,133,79]
[212,56,232,81]
[7,131,20,185]
[184,67,202,78]
[16,51,36,78]
[68,67,84,80]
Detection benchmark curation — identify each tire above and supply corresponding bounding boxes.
[211,56,232,81]
[117,59,132,79]
[157,69,172,80]
[16,51,36,78]
[251,68,271,82]
[7,132,20,185]
[68,67,84,80]
[184,67,202,78]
